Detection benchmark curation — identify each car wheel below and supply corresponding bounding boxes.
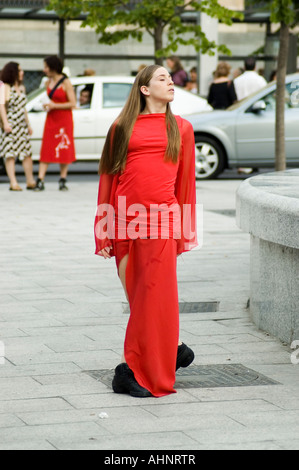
[194,136,225,180]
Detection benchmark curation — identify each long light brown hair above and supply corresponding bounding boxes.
[99,65,181,175]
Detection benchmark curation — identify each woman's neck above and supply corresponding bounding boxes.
[13,82,21,92]
[50,73,63,83]
[141,102,167,115]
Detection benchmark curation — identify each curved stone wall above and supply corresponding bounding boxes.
[236,170,299,344]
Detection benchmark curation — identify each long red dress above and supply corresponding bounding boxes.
[94,114,197,397]
[40,86,76,164]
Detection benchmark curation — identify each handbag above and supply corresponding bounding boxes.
[0,83,11,130]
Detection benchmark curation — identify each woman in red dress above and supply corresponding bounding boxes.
[35,56,76,191]
[94,65,198,398]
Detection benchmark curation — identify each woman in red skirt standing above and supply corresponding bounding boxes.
[35,56,76,191]
[95,65,198,398]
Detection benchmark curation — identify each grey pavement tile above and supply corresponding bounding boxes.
[0,294,20,303]
[196,441,284,450]
[185,383,299,407]
[50,431,198,451]
[142,398,280,418]
[276,440,299,450]
[0,421,110,446]
[64,390,197,410]
[0,376,44,400]
[0,362,81,379]
[0,317,65,329]
[0,397,73,414]
[192,351,290,365]
[0,440,56,450]
[44,336,104,354]
[219,340,291,354]
[227,410,299,427]
[249,365,299,389]
[96,412,243,437]
[185,423,299,449]
[177,320,230,336]
[30,377,108,397]
[17,405,152,426]
[0,327,29,338]
[0,413,26,428]
[3,348,120,369]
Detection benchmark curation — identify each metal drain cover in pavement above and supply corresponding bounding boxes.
[123,301,219,314]
[84,364,279,390]
[179,302,219,313]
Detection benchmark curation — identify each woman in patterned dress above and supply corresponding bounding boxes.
[35,56,76,192]
[0,62,35,191]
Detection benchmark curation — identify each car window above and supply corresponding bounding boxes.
[74,84,94,109]
[27,87,45,102]
[103,83,132,108]
[261,84,296,111]
[287,79,299,108]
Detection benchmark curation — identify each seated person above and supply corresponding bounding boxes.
[78,87,92,109]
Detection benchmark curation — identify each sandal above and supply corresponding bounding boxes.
[26,182,36,190]
[9,185,23,191]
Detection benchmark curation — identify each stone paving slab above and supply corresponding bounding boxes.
[0,176,298,450]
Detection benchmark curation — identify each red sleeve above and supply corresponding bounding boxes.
[94,172,119,257]
[175,118,198,255]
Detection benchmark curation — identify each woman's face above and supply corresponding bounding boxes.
[141,67,175,104]
[43,62,52,78]
[166,59,174,71]
[18,66,24,83]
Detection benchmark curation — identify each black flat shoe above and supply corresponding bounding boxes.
[112,363,152,398]
[59,178,68,191]
[34,178,45,192]
[176,343,195,371]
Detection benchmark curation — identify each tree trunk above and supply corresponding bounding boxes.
[154,21,164,65]
[275,22,289,171]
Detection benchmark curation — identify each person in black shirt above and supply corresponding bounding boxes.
[208,62,237,110]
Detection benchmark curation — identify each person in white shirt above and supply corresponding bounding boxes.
[234,57,267,101]
[234,57,267,175]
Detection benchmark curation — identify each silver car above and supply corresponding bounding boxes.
[186,73,299,180]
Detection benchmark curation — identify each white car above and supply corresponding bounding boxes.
[26,76,212,161]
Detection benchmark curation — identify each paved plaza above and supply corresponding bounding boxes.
[0,170,298,450]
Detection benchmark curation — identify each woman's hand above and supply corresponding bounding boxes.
[4,122,12,133]
[43,100,56,112]
[100,247,112,259]
[28,125,33,136]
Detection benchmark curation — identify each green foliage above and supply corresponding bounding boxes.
[48,0,243,58]
[246,0,299,25]
[269,0,298,25]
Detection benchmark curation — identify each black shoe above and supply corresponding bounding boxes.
[176,343,195,371]
[59,178,68,191]
[34,178,45,191]
[112,363,152,398]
